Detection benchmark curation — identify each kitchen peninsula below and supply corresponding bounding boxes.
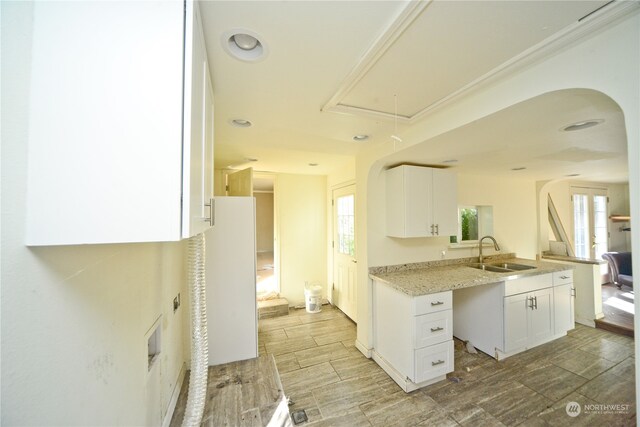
[369,254,575,392]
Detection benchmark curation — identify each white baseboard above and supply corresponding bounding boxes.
[355,339,372,358]
[162,363,186,427]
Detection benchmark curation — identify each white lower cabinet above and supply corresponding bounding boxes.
[504,287,553,352]
[454,271,574,360]
[553,270,575,334]
[373,280,453,392]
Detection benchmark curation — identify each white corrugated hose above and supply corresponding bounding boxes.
[182,233,208,427]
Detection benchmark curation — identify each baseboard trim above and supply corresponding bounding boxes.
[162,363,186,427]
[355,340,372,358]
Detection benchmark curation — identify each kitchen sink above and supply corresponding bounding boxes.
[467,263,513,273]
[490,262,536,271]
[467,262,537,273]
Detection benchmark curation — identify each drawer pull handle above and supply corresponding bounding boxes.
[430,301,444,306]
[430,326,444,332]
[560,275,570,279]
[431,360,445,366]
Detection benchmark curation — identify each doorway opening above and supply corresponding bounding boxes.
[254,174,277,300]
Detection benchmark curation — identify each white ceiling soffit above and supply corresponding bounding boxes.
[381,89,628,183]
[322,0,627,122]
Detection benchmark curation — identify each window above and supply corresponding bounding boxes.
[336,194,355,256]
[455,205,493,244]
[460,207,479,241]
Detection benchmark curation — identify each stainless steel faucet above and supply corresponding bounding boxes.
[479,235,500,264]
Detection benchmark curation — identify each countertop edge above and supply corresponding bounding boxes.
[370,258,575,297]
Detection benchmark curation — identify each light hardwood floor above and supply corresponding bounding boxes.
[596,283,634,337]
[261,305,636,426]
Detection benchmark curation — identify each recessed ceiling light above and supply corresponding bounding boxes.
[442,159,458,164]
[230,119,252,128]
[562,119,604,132]
[232,34,258,51]
[511,167,526,171]
[353,135,369,142]
[308,163,318,167]
[222,29,268,62]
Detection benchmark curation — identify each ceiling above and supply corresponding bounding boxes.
[200,1,629,183]
[382,89,628,183]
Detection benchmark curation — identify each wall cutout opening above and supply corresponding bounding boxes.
[147,318,162,371]
[451,205,493,246]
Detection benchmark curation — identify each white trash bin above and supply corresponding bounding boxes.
[304,283,322,313]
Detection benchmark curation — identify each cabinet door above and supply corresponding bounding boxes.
[404,166,433,237]
[25,1,185,245]
[504,293,529,352]
[182,2,214,238]
[431,169,458,237]
[203,61,215,217]
[554,283,575,334]
[529,288,554,344]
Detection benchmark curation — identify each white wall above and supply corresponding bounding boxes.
[367,172,538,267]
[354,9,640,361]
[1,3,187,425]
[275,174,327,305]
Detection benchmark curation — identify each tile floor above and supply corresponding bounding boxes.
[260,305,636,426]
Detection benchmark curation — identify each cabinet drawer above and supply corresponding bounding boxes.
[504,274,552,297]
[553,270,573,286]
[414,291,452,315]
[415,310,452,349]
[414,340,454,383]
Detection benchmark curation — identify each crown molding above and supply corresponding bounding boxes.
[323,0,640,124]
[320,0,432,115]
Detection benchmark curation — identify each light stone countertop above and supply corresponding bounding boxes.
[541,253,607,265]
[369,257,574,297]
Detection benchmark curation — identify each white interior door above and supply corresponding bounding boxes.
[228,167,253,196]
[332,185,357,321]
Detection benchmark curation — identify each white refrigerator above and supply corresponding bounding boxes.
[205,196,258,366]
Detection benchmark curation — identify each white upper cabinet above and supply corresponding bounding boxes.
[386,165,458,238]
[182,3,215,238]
[25,1,214,245]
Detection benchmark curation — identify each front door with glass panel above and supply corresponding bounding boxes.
[332,185,357,321]
[572,187,608,259]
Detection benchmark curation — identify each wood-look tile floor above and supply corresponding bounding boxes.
[262,305,636,426]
